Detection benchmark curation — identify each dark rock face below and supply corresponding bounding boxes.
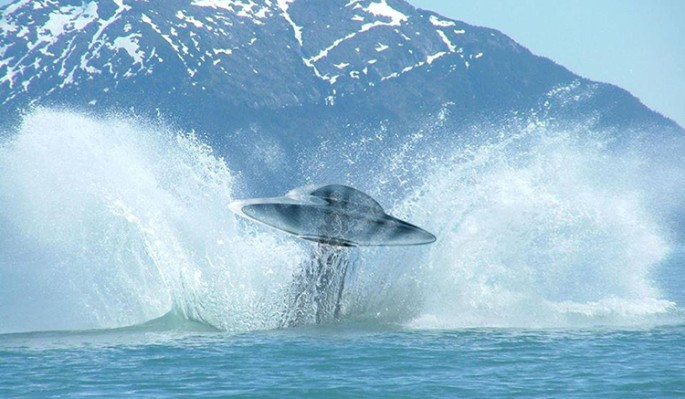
[1,0,682,188]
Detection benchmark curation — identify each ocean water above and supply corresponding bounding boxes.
[1,110,684,397]
[1,323,685,398]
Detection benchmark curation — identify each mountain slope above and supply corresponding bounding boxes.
[1,0,682,191]
[2,0,678,124]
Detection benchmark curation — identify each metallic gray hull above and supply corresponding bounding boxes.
[230,184,435,247]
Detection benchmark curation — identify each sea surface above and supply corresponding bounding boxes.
[1,322,684,398]
[1,110,684,397]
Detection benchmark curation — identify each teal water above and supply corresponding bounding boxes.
[1,324,684,398]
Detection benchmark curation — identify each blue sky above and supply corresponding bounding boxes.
[411,0,685,128]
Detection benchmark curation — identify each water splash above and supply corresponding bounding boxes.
[346,124,681,328]
[0,109,306,333]
[0,109,681,333]
[280,245,357,327]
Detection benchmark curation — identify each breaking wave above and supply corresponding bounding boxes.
[349,124,683,328]
[0,109,682,334]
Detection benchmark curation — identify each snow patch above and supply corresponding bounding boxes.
[214,48,233,55]
[277,0,303,46]
[436,30,456,52]
[191,0,271,21]
[429,15,455,27]
[35,2,99,46]
[0,14,18,33]
[110,34,145,65]
[426,51,446,64]
[306,0,409,72]
[355,0,407,27]
[309,31,358,63]
[176,10,205,28]
[2,0,31,16]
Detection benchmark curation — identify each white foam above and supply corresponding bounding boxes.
[344,125,680,329]
[1,110,681,332]
[0,110,306,334]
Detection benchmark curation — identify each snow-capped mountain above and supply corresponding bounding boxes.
[1,0,681,189]
[2,0,508,111]
[1,0,678,122]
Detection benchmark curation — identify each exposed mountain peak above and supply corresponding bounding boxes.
[0,0,500,110]
[1,0,313,108]
[0,0,678,138]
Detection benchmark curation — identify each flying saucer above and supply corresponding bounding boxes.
[229,184,436,247]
